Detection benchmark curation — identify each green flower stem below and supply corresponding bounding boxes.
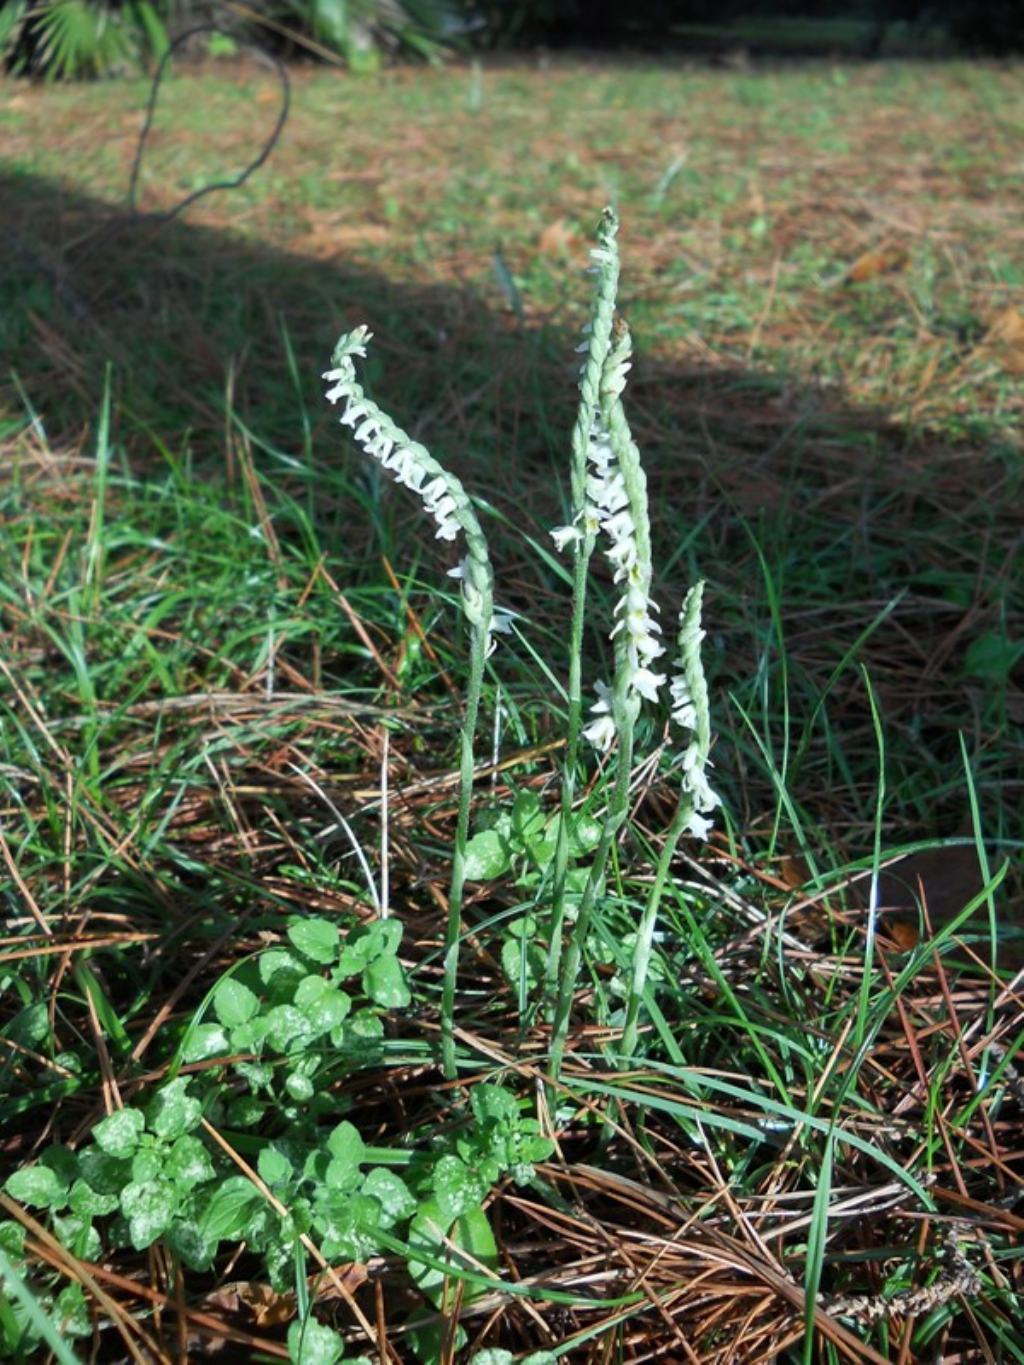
[441,616,489,1081]
[620,582,716,1066]
[543,537,593,1007]
[618,797,692,1064]
[544,208,620,1006]
[549,670,639,1082]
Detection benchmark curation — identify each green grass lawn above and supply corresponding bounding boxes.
[0,55,1022,1362]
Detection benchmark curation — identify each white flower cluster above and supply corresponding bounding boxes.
[324,326,510,653]
[553,407,665,750]
[669,584,719,840]
[324,328,462,544]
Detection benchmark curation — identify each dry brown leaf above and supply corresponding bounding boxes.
[975,305,1024,374]
[882,920,920,953]
[844,242,909,284]
[537,218,576,258]
[238,1282,296,1328]
[778,853,810,890]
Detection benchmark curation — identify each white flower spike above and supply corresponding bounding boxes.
[670,581,719,839]
[324,327,514,652]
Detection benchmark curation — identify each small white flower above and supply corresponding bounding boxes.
[605,536,638,577]
[582,682,617,751]
[583,703,617,752]
[687,810,714,841]
[670,676,696,729]
[601,506,635,541]
[631,667,666,703]
[550,524,583,552]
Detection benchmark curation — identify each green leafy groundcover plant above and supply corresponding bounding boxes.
[2,914,554,1360]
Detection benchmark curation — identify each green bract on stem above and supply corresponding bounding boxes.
[619,581,718,1064]
[544,207,621,1006]
[324,327,502,1081]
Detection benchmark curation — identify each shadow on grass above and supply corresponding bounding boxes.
[1,166,1021,911]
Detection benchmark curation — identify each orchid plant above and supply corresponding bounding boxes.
[324,208,718,1087]
[324,327,505,1080]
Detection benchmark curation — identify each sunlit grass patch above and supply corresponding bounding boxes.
[0,58,1021,1363]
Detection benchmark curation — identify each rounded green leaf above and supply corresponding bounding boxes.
[408,1199,498,1304]
[78,1147,131,1196]
[182,1022,230,1063]
[258,948,306,989]
[213,977,260,1028]
[147,1078,202,1140]
[92,1107,145,1160]
[5,1002,49,1047]
[295,976,351,1033]
[287,1315,344,1365]
[164,1217,216,1270]
[470,1084,519,1125]
[362,953,410,1009]
[361,1167,417,1225]
[199,1176,263,1242]
[120,1179,176,1249]
[325,1120,365,1182]
[264,1004,314,1053]
[287,918,341,965]
[55,1282,92,1338]
[131,1146,162,1184]
[285,1071,315,1102]
[69,1177,119,1219]
[4,1164,66,1210]
[165,1134,216,1186]
[0,1221,26,1259]
[257,1145,293,1188]
[432,1155,488,1223]
[335,919,401,975]
[463,828,511,881]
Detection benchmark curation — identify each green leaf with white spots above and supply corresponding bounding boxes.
[361,1168,417,1225]
[92,1108,145,1160]
[362,953,410,1009]
[287,918,340,965]
[4,1164,66,1210]
[120,1179,177,1249]
[213,977,260,1028]
[147,1078,202,1140]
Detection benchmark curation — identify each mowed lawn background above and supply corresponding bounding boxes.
[1,51,1023,1362]
[5,56,1022,859]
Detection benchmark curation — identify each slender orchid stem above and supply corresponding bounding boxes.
[620,581,718,1065]
[544,208,621,1006]
[549,671,639,1081]
[441,618,489,1079]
